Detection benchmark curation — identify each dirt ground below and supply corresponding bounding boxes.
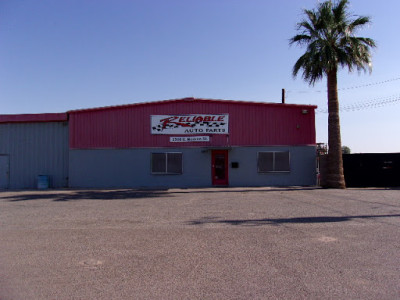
[0,187,399,299]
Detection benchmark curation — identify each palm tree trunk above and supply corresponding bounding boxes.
[326,69,346,188]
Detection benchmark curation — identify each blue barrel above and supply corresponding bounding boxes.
[37,175,49,189]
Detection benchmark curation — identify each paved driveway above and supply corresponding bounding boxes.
[0,187,399,299]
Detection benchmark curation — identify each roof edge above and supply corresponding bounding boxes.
[68,97,317,114]
[0,113,68,124]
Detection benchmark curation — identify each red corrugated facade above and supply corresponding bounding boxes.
[68,98,316,149]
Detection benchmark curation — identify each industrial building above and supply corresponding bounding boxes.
[0,98,317,189]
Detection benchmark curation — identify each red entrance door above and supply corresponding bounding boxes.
[212,150,229,186]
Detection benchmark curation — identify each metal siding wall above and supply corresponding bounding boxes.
[228,146,316,187]
[69,101,316,149]
[69,146,316,188]
[69,148,211,188]
[0,122,69,189]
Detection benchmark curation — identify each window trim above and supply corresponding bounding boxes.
[257,151,290,173]
[151,152,183,175]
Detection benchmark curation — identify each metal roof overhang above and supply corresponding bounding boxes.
[0,113,68,123]
[200,146,232,152]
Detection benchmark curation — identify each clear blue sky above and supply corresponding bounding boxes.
[1,0,399,153]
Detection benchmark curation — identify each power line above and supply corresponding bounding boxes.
[287,76,400,94]
[316,94,400,113]
[338,77,400,91]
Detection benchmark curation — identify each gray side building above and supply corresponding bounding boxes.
[0,114,69,189]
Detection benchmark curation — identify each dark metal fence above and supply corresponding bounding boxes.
[343,153,400,187]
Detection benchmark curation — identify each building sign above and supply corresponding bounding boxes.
[170,136,210,143]
[151,114,229,135]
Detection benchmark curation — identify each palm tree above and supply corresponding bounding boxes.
[290,0,376,188]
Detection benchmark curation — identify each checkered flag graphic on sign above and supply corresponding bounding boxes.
[152,124,178,132]
[196,122,226,128]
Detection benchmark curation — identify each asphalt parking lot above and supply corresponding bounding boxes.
[0,187,399,300]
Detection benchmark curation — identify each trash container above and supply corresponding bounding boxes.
[37,175,49,189]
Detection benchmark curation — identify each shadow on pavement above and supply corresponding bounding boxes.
[0,186,320,202]
[171,186,320,193]
[1,189,170,202]
[1,186,398,203]
[187,214,400,226]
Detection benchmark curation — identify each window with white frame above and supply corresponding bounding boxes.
[258,151,290,172]
[151,152,183,174]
